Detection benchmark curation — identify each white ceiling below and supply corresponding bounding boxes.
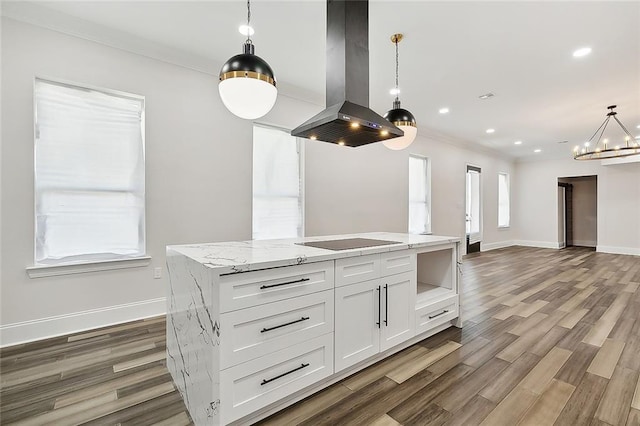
[3,0,640,160]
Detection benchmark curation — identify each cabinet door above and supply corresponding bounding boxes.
[380,272,416,352]
[334,279,381,372]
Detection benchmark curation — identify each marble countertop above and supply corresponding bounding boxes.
[167,232,461,275]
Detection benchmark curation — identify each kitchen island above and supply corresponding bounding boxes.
[166,232,462,425]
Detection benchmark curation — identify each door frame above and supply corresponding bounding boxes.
[465,164,482,254]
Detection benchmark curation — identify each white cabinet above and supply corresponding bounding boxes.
[334,257,417,373]
[380,272,416,352]
[334,279,381,372]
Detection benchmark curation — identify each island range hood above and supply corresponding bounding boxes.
[291,0,403,147]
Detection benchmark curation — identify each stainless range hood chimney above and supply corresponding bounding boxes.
[291,0,403,147]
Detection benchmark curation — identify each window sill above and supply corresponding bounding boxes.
[498,226,510,230]
[26,256,152,278]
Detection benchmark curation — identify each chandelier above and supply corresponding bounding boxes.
[574,105,640,160]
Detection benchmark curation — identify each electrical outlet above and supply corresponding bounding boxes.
[153,267,162,279]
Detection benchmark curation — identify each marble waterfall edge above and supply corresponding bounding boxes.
[166,250,221,424]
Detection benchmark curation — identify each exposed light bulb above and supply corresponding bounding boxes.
[390,88,400,95]
[584,142,590,147]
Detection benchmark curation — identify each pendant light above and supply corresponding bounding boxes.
[383,33,417,150]
[218,0,277,120]
[573,105,640,160]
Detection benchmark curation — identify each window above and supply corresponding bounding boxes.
[34,79,145,264]
[409,155,431,234]
[498,172,510,228]
[252,125,303,240]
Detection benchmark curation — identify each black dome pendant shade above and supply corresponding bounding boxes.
[384,100,417,127]
[219,42,276,87]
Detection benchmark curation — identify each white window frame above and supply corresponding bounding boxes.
[252,124,304,240]
[408,154,432,235]
[498,172,510,228]
[28,78,148,278]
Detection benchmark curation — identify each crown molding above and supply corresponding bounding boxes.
[1,1,325,106]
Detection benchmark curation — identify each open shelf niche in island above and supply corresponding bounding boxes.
[415,243,458,307]
[413,242,460,336]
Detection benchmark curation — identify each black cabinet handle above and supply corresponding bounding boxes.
[376,285,381,328]
[260,278,310,289]
[261,363,309,386]
[261,317,310,333]
[429,310,449,319]
[384,284,389,326]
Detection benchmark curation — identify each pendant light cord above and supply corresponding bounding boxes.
[246,0,252,44]
[395,39,399,103]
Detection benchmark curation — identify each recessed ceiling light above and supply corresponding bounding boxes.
[534,149,542,153]
[486,128,495,134]
[514,140,522,145]
[573,47,592,58]
[439,107,450,114]
[238,24,255,37]
[389,88,400,95]
[479,93,494,100]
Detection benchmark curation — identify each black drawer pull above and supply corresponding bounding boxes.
[261,363,310,386]
[428,310,449,319]
[260,278,310,289]
[261,317,310,333]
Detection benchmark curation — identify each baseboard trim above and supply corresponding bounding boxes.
[596,245,640,256]
[514,240,562,249]
[0,297,166,348]
[481,241,516,252]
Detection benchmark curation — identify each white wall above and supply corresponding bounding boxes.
[0,18,516,345]
[516,157,640,254]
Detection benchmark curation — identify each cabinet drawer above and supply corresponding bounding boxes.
[415,296,459,335]
[335,254,380,287]
[220,290,334,369]
[380,250,416,277]
[220,333,333,424]
[219,261,334,312]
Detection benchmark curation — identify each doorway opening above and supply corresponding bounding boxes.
[466,165,482,254]
[557,175,597,249]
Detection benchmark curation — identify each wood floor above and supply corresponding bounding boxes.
[2,246,639,425]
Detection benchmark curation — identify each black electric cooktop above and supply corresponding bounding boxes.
[296,238,401,251]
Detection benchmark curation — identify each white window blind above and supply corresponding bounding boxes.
[498,172,510,227]
[34,79,145,264]
[409,155,431,234]
[252,125,303,240]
